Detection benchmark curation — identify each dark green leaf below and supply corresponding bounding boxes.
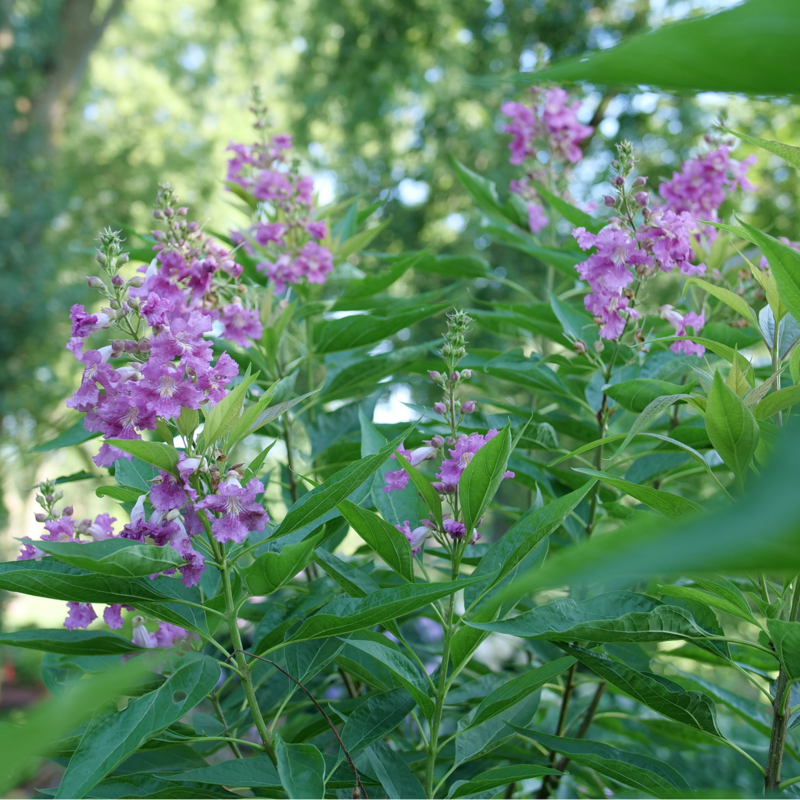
[604,379,691,414]
[275,737,326,799]
[448,766,562,799]
[767,619,800,680]
[460,423,512,534]
[341,688,417,754]
[30,417,100,453]
[365,741,425,800]
[243,528,327,595]
[0,629,141,656]
[162,756,280,788]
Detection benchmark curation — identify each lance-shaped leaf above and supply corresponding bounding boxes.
[0,629,143,656]
[573,469,702,519]
[460,656,575,731]
[684,276,759,328]
[464,482,595,610]
[467,591,728,658]
[272,427,412,539]
[394,451,443,526]
[337,500,415,582]
[722,126,800,171]
[341,688,417,755]
[705,370,759,484]
[56,653,220,798]
[366,741,426,800]
[201,369,258,446]
[315,548,380,598]
[30,538,186,578]
[767,619,800,680]
[162,756,281,789]
[243,528,329,595]
[275,737,325,800]
[287,577,481,643]
[343,637,433,717]
[460,423,512,535]
[754,385,800,420]
[30,417,100,453]
[512,730,692,799]
[106,439,180,475]
[563,644,720,735]
[448,766,562,799]
[604,379,691,414]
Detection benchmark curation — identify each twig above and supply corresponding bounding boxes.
[232,649,368,800]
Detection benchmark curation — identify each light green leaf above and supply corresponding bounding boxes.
[314,548,380,598]
[460,423,512,535]
[722,126,800,171]
[394,451,443,526]
[573,468,702,519]
[534,182,603,234]
[767,619,800,680]
[106,440,179,475]
[336,217,391,259]
[338,500,415,582]
[685,276,758,328]
[30,417,100,453]
[201,370,258,446]
[754,385,800,420]
[243,528,327,595]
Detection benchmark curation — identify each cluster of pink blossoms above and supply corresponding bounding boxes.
[68,188,263,468]
[501,87,594,234]
[227,115,334,293]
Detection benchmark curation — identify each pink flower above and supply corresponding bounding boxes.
[103,604,133,629]
[395,520,430,554]
[196,477,268,544]
[69,304,111,339]
[500,101,537,165]
[64,602,97,631]
[87,513,116,541]
[437,431,515,486]
[196,353,239,406]
[254,222,286,246]
[293,241,334,284]
[220,303,263,348]
[637,210,706,275]
[132,361,203,420]
[660,305,706,357]
[150,311,214,372]
[383,443,438,493]
[527,203,550,234]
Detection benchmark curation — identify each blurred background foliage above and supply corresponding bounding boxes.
[1,0,799,528]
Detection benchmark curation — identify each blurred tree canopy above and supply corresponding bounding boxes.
[1,0,798,433]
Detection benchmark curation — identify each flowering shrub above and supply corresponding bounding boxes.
[5,65,800,800]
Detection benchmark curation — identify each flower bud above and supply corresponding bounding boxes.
[461,369,472,380]
[111,274,125,287]
[87,276,105,289]
[433,402,447,415]
[127,276,144,288]
[611,175,625,187]
[573,340,588,356]
[593,340,605,353]
[633,176,647,187]
[603,195,616,208]
[449,371,459,382]
[428,370,442,382]
[62,506,73,516]
[177,207,189,216]
[461,400,477,413]
[429,434,445,448]
[35,512,47,522]
[634,191,649,207]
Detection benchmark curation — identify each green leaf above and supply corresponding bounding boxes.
[365,741,425,800]
[32,538,186,578]
[228,385,277,441]
[512,730,693,799]
[336,217,391,258]
[462,656,575,731]
[114,457,158,492]
[460,423,512,535]
[243,529,327,595]
[287,577,480,643]
[96,485,144,503]
[464,482,595,611]
[275,737,326,800]
[30,417,100,453]
[767,619,800,680]
[336,252,423,306]
[201,370,258,446]
[722,126,800,171]
[394,451,443,526]
[342,637,433,717]
[482,223,583,276]
[549,292,598,347]
[162,756,280,788]
[0,560,207,634]
[106,440,180,475]
[451,156,512,223]
[313,303,448,353]
[469,591,728,655]
[684,276,758,328]
[285,637,347,685]
[273,427,412,539]
[657,584,758,626]
[314,548,380,598]
[414,252,490,278]
[705,370,759,482]
[754,384,800,420]
[525,0,800,96]
[56,653,220,799]
[337,500,415,582]
[573,468,702,519]
[0,629,142,656]
[736,218,800,325]
[562,644,720,736]
[0,660,149,795]
[604,379,691,414]
[341,688,417,754]
[534,182,603,234]
[447,766,562,799]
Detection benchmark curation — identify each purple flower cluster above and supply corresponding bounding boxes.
[501,88,593,237]
[660,145,756,233]
[227,123,334,293]
[660,305,706,357]
[572,210,707,342]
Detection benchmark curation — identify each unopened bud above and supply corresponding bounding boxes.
[164,207,174,217]
[461,369,472,380]
[603,195,616,208]
[634,191,649,207]
[611,176,625,187]
[461,400,477,413]
[87,276,105,289]
[153,210,164,220]
[633,176,647,187]
[573,340,588,356]
[177,207,189,216]
[151,229,165,241]
[188,221,199,232]
[111,274,125,287]
[35,512,47,522]
[433,402,447,415]
[62,506,73,516]
[449,371,459,382]
[166,508,182,521]
[127,276,144,288]
[428,371,442,381]
[430,434,445,448]
[593,340,605,353]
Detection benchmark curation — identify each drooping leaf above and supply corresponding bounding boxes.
[0,629,142,656]
[275,737,326,800]
[56,654,220,799]
[365,740,426,800]
[341,688,417,754]
[722,126,800,171]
